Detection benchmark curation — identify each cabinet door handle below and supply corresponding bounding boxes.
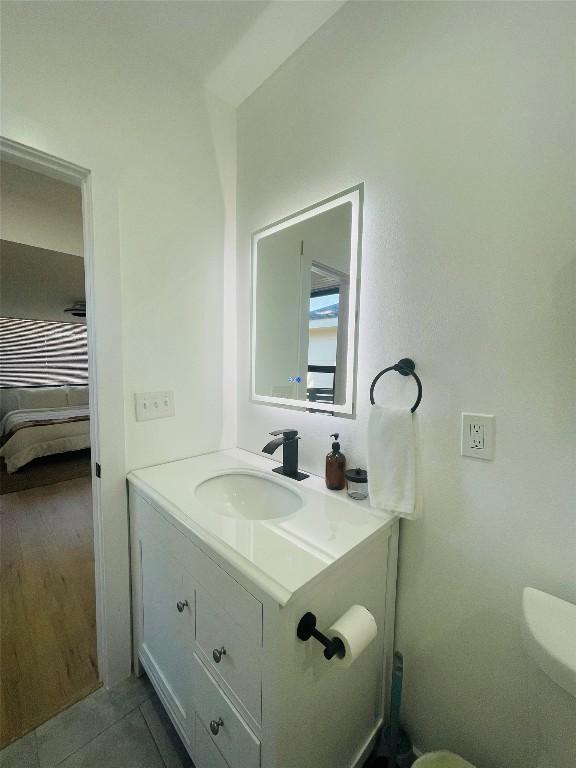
[212,646,226,663]
[210,717,224,735]
[176,599,189,613]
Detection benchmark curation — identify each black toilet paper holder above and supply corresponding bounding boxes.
[296,612,346,660]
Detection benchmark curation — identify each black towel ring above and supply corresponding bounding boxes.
[369,358,422,413]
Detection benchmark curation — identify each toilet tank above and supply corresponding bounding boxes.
[521,587,576,768]
[522,587,576,699]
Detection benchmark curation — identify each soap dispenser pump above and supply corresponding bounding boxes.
[325,433,346,490]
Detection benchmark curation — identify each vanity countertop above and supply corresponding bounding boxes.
[128,448,397,605]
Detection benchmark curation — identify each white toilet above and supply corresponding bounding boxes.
[414,588,576,768]
[521,587,576,768]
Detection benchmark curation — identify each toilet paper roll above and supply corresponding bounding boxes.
[328,605,378,668]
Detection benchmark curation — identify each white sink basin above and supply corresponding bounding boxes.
[195,471,302,520]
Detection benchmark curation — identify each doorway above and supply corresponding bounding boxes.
[0,151,101,745]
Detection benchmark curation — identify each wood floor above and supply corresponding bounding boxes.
[0,476,100,747]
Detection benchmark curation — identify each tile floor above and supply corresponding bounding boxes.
[0,675,193,768]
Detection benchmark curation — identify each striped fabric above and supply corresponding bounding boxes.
[0,317,88,388]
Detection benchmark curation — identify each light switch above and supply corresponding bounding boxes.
[135,391,175,421]
[461,413,495,460]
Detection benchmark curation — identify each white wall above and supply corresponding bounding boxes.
[0,161,84,256]
[1,2,233,684]
[0,240,86,324]
[236,3,576,767]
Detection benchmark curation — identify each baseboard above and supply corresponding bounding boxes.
[351,718,383,768]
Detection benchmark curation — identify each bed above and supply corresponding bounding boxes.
[0,386,90,473]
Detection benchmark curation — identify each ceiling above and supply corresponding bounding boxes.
[3,0,346,106]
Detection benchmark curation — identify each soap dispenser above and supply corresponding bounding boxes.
[325,433,346,490]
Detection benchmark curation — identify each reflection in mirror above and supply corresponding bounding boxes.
[251,186,362,414]
[307,262,348,405]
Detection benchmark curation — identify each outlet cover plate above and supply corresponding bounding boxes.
[461,413,495,460]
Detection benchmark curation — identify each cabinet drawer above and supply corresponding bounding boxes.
[195,714,230,768]
[192,652,260,768]
[196,586,261,724]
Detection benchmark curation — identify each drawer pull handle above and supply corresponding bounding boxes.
[212,646,226,663]
[210,717,224,735]
[176,600,189,613]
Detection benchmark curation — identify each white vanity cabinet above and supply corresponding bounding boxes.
[129,450,399,768]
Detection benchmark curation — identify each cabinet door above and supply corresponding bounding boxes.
[140,529,195,735]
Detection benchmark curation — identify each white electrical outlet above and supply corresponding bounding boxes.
[461,413,495,460]
[135,391,175,421]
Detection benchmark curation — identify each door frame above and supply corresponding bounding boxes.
[0,136,108,684]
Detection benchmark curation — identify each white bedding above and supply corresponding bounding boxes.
[0,406,90,473]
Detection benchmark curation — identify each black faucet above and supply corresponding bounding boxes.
[262,429,309,481]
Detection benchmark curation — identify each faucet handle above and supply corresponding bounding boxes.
[269,428,298,440]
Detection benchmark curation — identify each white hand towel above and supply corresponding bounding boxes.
[367,406,419,518]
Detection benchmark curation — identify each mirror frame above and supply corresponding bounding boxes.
[250,184,363,415]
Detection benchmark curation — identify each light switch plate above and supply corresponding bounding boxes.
[461,413,495,460]
[135,391,175,421]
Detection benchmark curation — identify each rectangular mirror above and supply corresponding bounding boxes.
[251,185,362,414]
